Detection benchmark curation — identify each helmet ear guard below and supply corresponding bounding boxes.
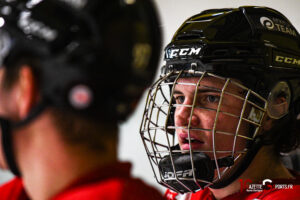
[267,81,291,119]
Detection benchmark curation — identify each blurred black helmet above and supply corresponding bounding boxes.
[0,0,162,177]
[0,0,162,122]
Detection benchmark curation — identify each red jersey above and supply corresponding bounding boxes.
[0,177,28,200]
[0,162,164,200]
[164,174,300,200]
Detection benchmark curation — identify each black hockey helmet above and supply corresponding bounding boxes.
[0,0,162,176]
[163,6,300,106]
[0,0,162,122]
[140,6,300,193]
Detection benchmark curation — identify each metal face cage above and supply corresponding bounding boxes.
[140,70,268,193]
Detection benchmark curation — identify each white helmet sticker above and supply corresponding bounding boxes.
[248,107,264,124]
[260,17,274,30]
[69,84,93,109]
[260,16,297,37]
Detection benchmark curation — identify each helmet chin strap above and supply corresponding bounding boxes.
[0,102,47,176]
[210,112,291,189]
[209,136,263,189]
[1,117,20,176]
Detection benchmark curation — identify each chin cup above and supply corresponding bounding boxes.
[158,152,234,193]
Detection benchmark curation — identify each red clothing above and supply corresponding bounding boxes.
[0,162,164,200]
[52,162,164,200]
[165,174,300,200]
[0,178,28,200]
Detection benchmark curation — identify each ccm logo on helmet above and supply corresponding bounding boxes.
[275,55,300,66]
[165,47,201,59]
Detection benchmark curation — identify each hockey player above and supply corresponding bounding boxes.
[140,6,300,200]
[0,0,163,199]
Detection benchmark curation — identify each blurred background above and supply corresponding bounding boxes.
[1,0,300,193]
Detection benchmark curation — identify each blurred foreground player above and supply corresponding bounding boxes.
[140,6,300,200]
[0,0,163,199]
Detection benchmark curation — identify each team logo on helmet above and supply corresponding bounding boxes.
[260,17,274,30]
[260,16,297,36]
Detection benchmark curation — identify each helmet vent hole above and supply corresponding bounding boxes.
[212,49,229,56]
[236,50,251,55]
[175,31,204,40]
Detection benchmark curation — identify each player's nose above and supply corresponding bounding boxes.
[175,104,200,127]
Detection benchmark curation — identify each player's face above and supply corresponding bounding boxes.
[173,76,249,158]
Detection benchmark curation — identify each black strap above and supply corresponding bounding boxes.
[1,117,21,176]
[210,137,263,189]
[14,102,47,129]
[210,113,292,189]
[1,102,47,176]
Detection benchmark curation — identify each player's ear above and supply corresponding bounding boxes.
[16,65,39,119]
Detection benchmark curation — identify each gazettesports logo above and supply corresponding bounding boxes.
[260,16,297,36]
[240,179,294,193]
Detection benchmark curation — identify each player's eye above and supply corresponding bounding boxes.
[174,95,185,104]
[206,95,220,103]
[197,94,220,106]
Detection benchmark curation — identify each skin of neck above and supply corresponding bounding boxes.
[13,110,118,200]
[209,145,294,200]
